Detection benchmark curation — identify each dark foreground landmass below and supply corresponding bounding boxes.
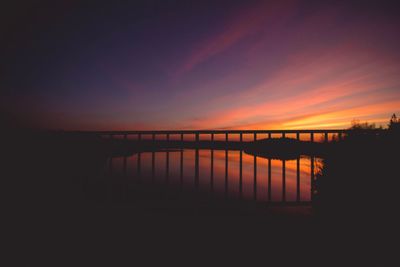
[4,128,398,266]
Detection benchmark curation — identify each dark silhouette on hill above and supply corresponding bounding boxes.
[315,115,399,216]
[313,115,399,263]
[244,137,326,159]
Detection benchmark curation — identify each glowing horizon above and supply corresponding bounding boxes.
[3,1,400,130]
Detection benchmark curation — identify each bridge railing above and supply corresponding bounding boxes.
[77,129,382,204]
[72,129,367,143]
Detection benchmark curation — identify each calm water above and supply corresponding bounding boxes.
[108,149,321,204]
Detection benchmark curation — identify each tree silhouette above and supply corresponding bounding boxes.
[389,113,400,130]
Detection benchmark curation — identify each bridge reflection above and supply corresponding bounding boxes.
[109,151,320,205]
[93,130,345,205]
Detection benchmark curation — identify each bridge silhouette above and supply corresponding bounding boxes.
[75,129,376,205]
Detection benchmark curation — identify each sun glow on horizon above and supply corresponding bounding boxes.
[4,1,400,131]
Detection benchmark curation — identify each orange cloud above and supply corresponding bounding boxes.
[173,39,400,130]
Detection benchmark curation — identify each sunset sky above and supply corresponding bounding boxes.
[2,0,400,130]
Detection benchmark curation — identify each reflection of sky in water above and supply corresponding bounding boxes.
[111,150,321,203]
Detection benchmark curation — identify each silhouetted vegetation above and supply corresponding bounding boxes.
[389,113,400,131]
[315,114,398,212]
[350,119,379,130]
[313,114,399,262]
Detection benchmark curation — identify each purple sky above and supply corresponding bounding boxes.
[2,0,400,130]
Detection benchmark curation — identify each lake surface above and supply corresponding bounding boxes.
[108,149,321,204]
